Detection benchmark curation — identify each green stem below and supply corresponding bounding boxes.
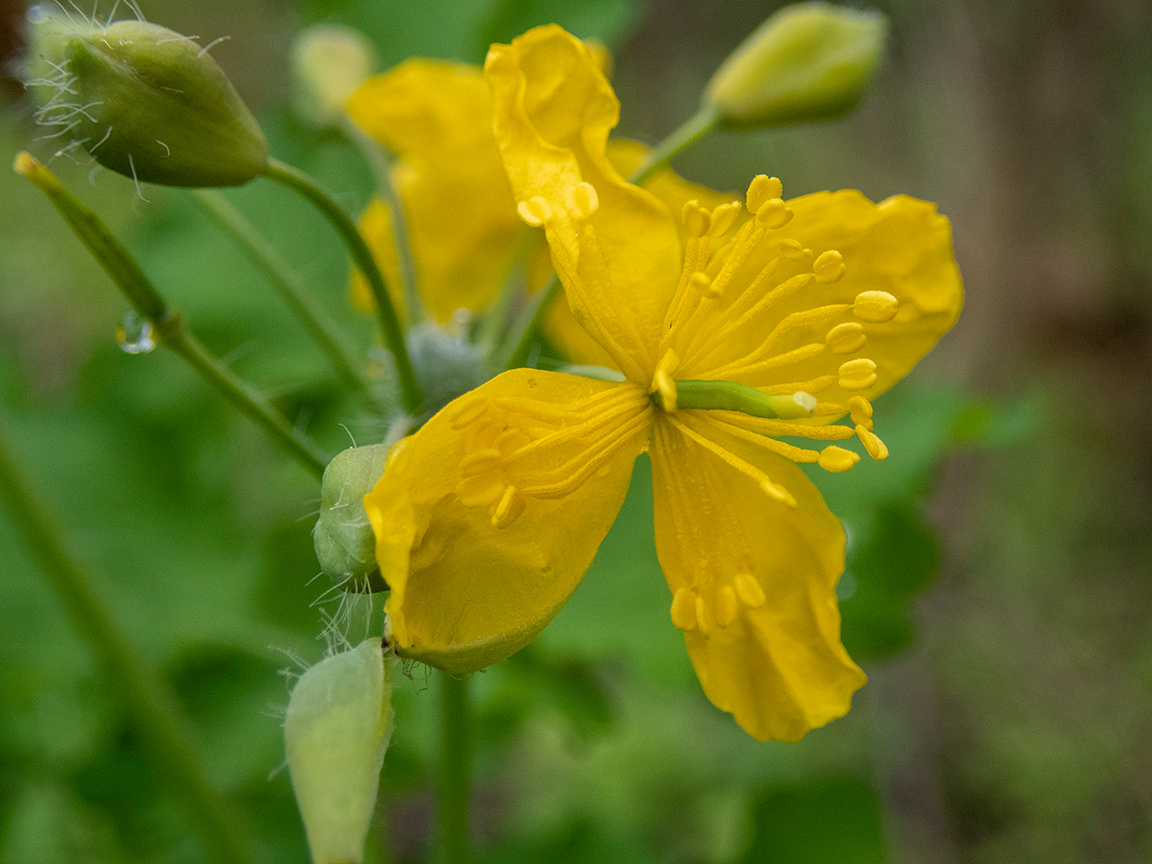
[629,104,720,187]
[497,275,560,371]
[438,672,470,864]
[192,190,383,414]
[14,153,328,478]
[261,158,423,417]
[0,420,257,864]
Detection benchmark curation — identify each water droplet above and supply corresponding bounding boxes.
[115,310,156,354]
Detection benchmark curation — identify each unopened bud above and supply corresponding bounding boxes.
[26,14,267,187]
[314,444,391,586]
[705,2,887,129]
[291,25,377,128]
[285,639,394,864]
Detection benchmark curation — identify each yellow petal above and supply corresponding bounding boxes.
[347,60,526,322]
[485,25,682,383]
[364,369,648,674]
[650,416,865,741]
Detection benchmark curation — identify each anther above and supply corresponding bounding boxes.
[714,585,738,628]
[733,573,766,608]
[756,197,793,229]
[792,391,818,413]
[826,322,867,354]
[517,196,553,227]
[694,596,711,635]
[838,358,878,391]
[813,249,846,283]
[671,587,698,630]
[746,175,783,213]
[689,271,717,297]
[490,485,526,528]
[778,238,812,261]
[563,181,599,220]
[853,290,898,323]
[455,475,505,508]
[856,425,889,460]
[459,448,502,477]
[708,201,741,237]
[652,350,680,411]
[682,200,711,237]
[818,446,860,473]
[847,395,873,429]
[760,479,797,508]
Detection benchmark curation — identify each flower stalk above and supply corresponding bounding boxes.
[629,104,720,187]
[438,672,471,864]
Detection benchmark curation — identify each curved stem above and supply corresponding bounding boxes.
[261,158,423,417]
[193,190,383,414]
[496,275,560,371]
[14,153,328,478]
[629,104,720,186]
[438,672,471,864]
[0,420,257,864]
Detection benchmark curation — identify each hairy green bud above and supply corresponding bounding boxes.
[705,2,887,129]
[314,444,391,587]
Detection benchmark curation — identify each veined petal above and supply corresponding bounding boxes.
[365,369,650,674]
[677,191,961,408]
[650,415,865,741]
[485,25,682,382]
[347,60,526,322]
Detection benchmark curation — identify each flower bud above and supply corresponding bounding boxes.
[291,25,377,128]
[285,639,394,864]
[314,444,391,586]
[27,15,267,187]
[705,2,887,129]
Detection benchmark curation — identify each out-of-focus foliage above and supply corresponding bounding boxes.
[2,0,1151,863]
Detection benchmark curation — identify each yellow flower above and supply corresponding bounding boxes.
[364,26,962,741]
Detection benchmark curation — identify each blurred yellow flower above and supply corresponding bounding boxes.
[364,26,962,741]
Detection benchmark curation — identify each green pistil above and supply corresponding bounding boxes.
[651,379,815,420]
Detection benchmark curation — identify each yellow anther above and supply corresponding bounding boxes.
[671,587,698,630]
[490,485,526,528]
[756,197,793,229]
[838,358,878,391]
[847,395,873,429]
[682,200,711,237]
[715,585,738,628]
[733,573,766,608]
[826,321,867,354]
[792,391,818,413]
[853,290,899,323]
[708,201,741,237]
[856,425,889,460]
[517,196,553,227]
[746,174,783,212]
[689,271,717,297]
[813,249,846,283]
[458,448,502,477]
[652,350,680,411]
[694,596,711,635]
[455,474,505,508]
[760,479,797,508]
[778,238,812,261]
[563,181,599,220]
[818,445,860,473]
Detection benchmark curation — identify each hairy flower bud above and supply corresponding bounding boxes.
[26,14,267,187]
[314,444,391,587]
[705,2,887,129]
[285,639,394,864]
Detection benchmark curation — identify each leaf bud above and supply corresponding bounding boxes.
[285,639,394,864]
[705,2,887,129]
[26,14,268,187]
[314,444,391,587]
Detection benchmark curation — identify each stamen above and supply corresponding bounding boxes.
[756,197,793,229]
[563,182,599,220]
[517,196,553,227]
[682,200,711,237]
[813,250,846,283]
[671,587,698,630]
[760,374,837,396]
[715,585,738,628]
[854,291,899,323]
[459,448,502,477]
[517,413,649,498]
[706,410,857,441]
[733,573,766,608]
[838,359,878,391]
[818,446,860,473]
[694,596,711,635]
[700,413,821,464]
[689,271,717,297]
[856,425,889,460]
[668,415,797,508]
[708,201,741,236]
[778,238,812,261]
[490,485,526,529]
[746,175,783,213]
[848,395,873,429]
[826,322,867,354]
[455,474,505,508]
[651,350,680,412]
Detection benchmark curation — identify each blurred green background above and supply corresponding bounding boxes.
[1,0,1150,862]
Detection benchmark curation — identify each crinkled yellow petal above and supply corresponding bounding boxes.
[682,191,961,407]
[364,369,647,674]
[485,25,682,383]
[347,60,525,322]
[650,415,865,742]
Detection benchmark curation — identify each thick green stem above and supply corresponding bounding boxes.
[0,420,257,864]
[13,153,328,478]
[192,190,383,413]
[261,158,423,417]
[438,672,470,864]
[629,104,720,187]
